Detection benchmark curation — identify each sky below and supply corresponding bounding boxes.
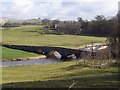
[0,0,119,20]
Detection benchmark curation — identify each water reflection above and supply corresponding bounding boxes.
[0,59,61,67]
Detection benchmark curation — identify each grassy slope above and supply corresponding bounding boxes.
[1,46,40,60]
[2,26,106,48]
[2,60,118,88]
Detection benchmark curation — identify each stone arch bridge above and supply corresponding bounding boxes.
[2,44,83,60]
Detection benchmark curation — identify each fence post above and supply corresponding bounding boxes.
[91,42,94,59]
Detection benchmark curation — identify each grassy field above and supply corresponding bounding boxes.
[2,60,119,88]
[1,26,106,48]
[1,46,40,60]
[1,26,118,88]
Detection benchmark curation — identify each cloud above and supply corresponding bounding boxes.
[1,0,119,20]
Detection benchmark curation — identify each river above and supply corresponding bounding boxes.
[0,58,61,67]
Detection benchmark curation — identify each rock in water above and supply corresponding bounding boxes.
[48,51,62,59]
[54,51,62,59]
[71,54,77,59]
[67,54,77,59]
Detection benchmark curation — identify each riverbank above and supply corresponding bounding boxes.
[1,55,46,62]
[2,60,119,88]
[1,46,44,62]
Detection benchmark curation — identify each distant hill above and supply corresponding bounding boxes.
[0,18,41,26]
[23,19,41,23]
[22,19,41,25]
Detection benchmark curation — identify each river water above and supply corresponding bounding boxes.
[0,58,61,67]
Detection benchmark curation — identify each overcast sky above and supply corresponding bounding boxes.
[1,0,119,20]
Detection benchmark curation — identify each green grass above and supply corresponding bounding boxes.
[1,46,40,60]
[1,26,118,88]
[2,60,119,88]
[1,26,106,48]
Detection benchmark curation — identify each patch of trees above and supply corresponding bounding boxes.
[80,15,112,36]
[107,12,120,59]
[42,15,117,37]
[55,21,82,35]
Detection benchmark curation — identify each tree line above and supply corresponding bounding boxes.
[42,15,117,37]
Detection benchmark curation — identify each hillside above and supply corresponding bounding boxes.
[2,25,106,48]
[0,18,41,26]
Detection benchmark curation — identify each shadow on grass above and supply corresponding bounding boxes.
[2,62,119,88]
[59,64,119,73]
[2,73,119,88]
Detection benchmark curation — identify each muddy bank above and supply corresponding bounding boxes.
[1,56,46,62]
